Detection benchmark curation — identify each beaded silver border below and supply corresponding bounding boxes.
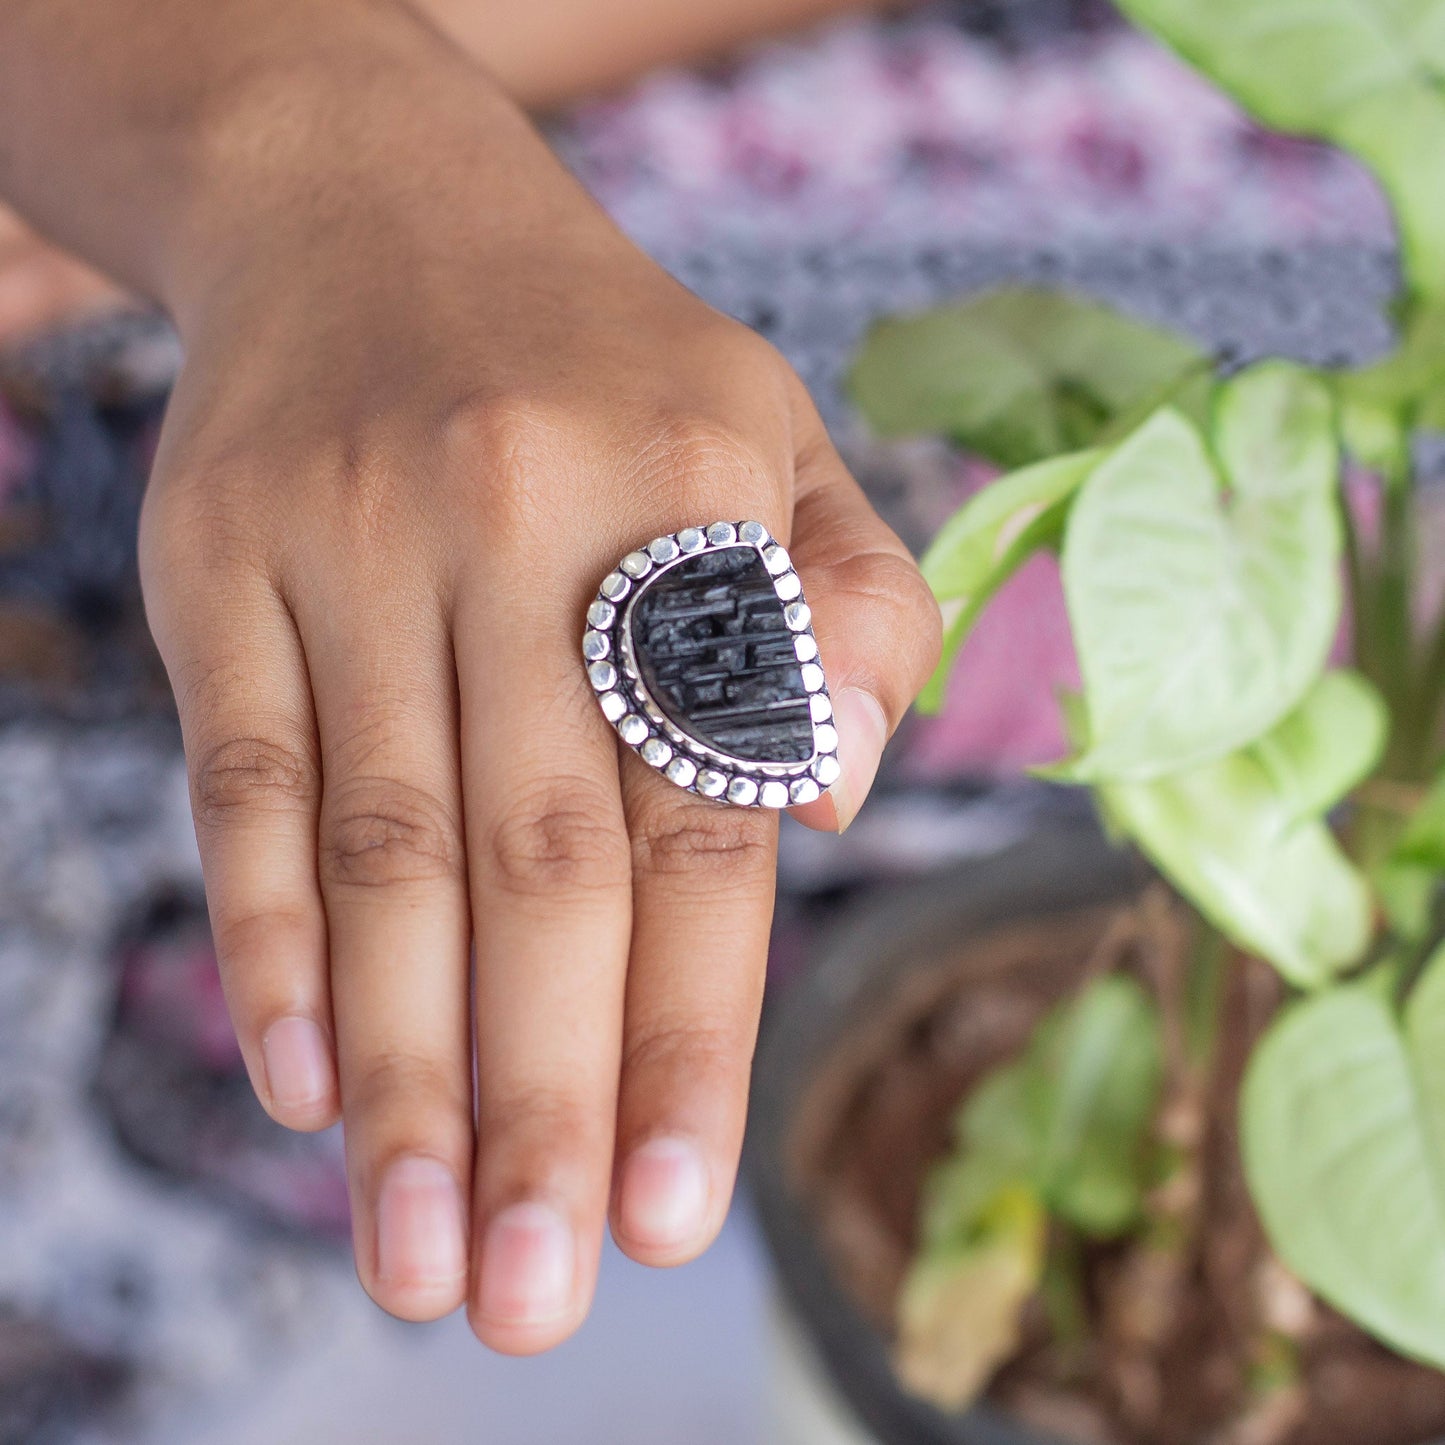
[583,520,839,808]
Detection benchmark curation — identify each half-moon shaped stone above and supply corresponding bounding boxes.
[627,545,815,764]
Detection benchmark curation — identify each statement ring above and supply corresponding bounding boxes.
[582,521,840,808]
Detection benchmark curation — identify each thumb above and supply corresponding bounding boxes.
[784,422,942,833]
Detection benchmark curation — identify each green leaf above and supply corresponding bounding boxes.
[1395,772,1445,869]
[901,978,1163,1409]
[1337,302,1445,417]
[1335,301,1445,470]
[928,977,1164,1241]
[848,287,1209,469]
[896,1184,1047,1412]
[1379,773,1445,937]
[1030,975,1164,1234]
[1337,81,1445,300]
[1242,945,1445,1370]
[1091,673,1378,987]
[1421,387,1445,432]
[1375,857,1440,941]
[1114,0,1445,297]
[916,449,1100,713]
[1060,363,1342,781]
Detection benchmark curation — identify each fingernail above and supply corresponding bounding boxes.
[830,687,890,832]
[478,1203,575,1325]
[376,1156,468,1286]
[619,1137,711,1251]
[260,1016,334,1112]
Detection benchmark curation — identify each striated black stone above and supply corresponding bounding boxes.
[629,547,814,763]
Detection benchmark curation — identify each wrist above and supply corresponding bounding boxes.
[0,0,559,334]
[162,6,550,333]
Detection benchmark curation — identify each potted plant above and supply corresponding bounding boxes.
[752,3,1445,1442]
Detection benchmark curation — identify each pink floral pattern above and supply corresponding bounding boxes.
[561,19,1391,253]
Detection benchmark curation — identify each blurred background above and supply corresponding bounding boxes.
[0,1,1435,1442]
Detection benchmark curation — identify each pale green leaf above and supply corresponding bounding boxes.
[1242,947,1445,1369]
[896,1184,1046,1412]
[1115,0,1445,296]
[923,451,1101,602]
[1251,670,1388,829]
[916,449,1100,713]
[1337,391,1411,480]
[1061,364,1342,781]
[1092,673,1377,986]
[849,287,1209,469]
[1336,80,1445,299]
[1407,944,1445,1183]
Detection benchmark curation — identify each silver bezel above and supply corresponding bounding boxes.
[583,521,838,808]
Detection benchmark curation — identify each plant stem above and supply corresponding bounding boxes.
[1413,599,1445,771]
[1341,485,1371,676]
[1183,921,1230,1073]
[1375,469,1417,765]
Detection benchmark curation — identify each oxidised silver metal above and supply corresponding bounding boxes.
[582,520,838,808]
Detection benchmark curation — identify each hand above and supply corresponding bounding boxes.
[0,203,125,345]
[137,26,940,1354]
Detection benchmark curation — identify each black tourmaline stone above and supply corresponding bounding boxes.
[629,546,814,763]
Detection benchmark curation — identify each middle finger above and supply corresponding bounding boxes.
[456,572,634,1356]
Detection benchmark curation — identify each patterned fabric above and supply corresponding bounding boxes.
[559,5,1390,254]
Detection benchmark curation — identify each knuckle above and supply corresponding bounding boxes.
[191,733,318,830]
[320,778,462,890]
[478,1085,600,1196]
[484,784,629,897]
[350,1048,471,1124]
[209,903,315,975]
[481,1082,593,1143]
[830,547,943,663]
[439,394,567,528]
[443,393,558,462]
[623,1019,746,1086]
[631,807,774,883]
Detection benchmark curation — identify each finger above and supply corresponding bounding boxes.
[612,764,778,1266]
[300,585,473,1324]
[596,449,790,1264]
[456,574,634,1356]
[784,390,943,832]
[141,552,337,1134]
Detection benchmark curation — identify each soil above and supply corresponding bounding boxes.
[788,895,1445,1445]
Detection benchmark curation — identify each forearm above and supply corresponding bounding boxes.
[0,0,539,322]
[419,0,905,110]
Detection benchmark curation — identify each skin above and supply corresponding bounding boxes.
[0,0,941,1353]
[0,0,903,343]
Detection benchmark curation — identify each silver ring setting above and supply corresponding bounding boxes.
[583,521,839,808]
